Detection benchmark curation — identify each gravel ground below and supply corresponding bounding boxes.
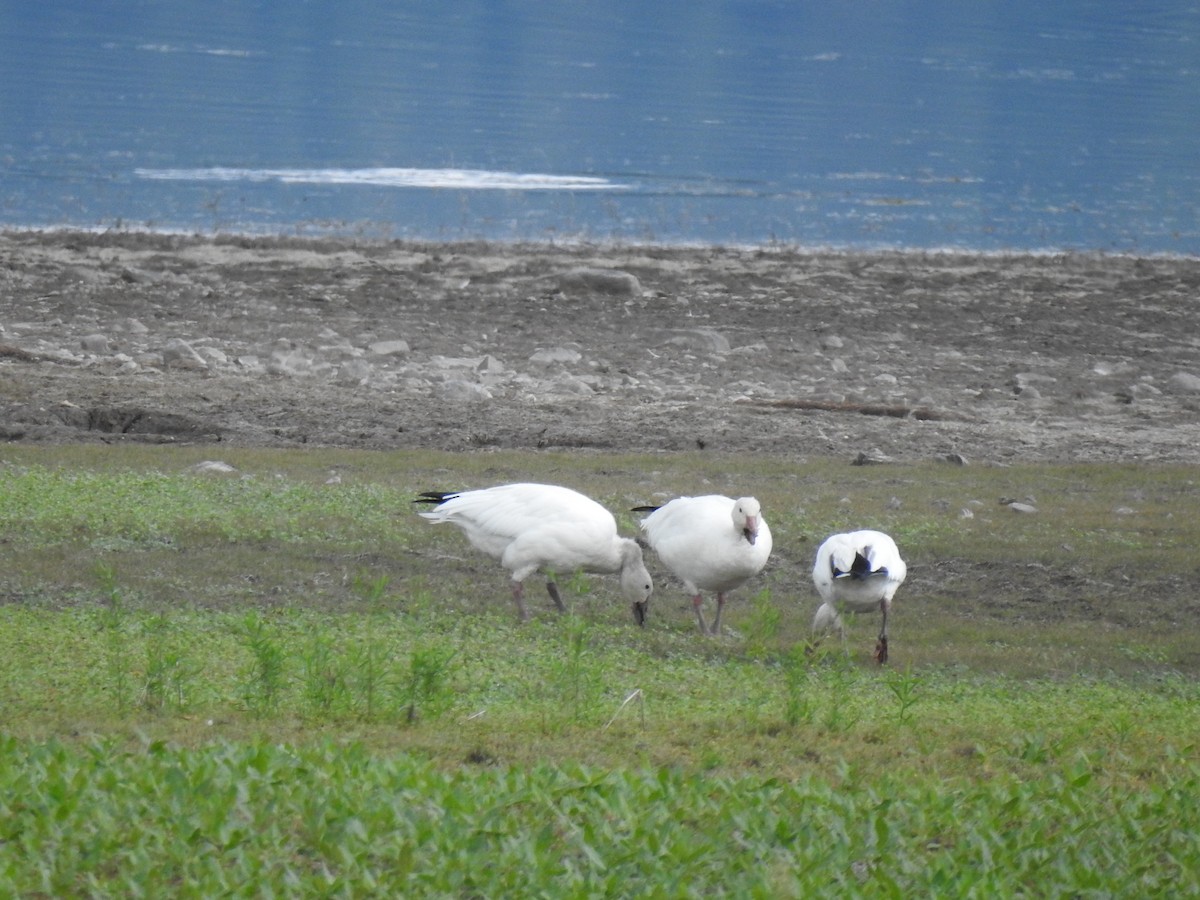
[2,230,1199,465]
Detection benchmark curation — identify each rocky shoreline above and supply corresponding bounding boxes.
[2,229,1199,464]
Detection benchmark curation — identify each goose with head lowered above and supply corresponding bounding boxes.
[811,529,906,664]
[633,495,772,635]
[414,483,653,624]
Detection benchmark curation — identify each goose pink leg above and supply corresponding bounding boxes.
[511,581,530,622]
[710,592,728,635]
[873,599,890,664]
[691,594,709,635]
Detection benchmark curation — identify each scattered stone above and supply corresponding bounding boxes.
[79,333,111,353]
[430,355,486,370]
[666,329,731,353]
[192,460,237,474]
[112,355,139,375]
[197,346,228,366]
[542,374,595,396]
[368,339,410,356]
[162,338,209,370]
[267,346,319,376]
[558,268,642,296]
[1013,372,1056,396]
[820,334,844,350]
[1168,372,1200,394]
[439,379,492,402]
[729,341,768,356]
[529,347,582,366]
[851,449,893,465]
[1093,360,1135,376]
[119,317,149,334]
[337,358,373,384]
[476,354,505,375]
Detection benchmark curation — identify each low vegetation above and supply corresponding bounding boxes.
[1,444,1197,894]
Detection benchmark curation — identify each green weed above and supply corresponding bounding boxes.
[1,446,1199,893]
[236,611,287,717]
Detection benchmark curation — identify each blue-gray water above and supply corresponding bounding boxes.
[2,2,1197,252]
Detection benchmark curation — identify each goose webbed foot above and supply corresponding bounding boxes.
[873,636,888,665]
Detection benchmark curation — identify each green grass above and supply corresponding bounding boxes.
[1,444,1198,894]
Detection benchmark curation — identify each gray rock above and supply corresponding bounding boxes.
[369,339,410,356]
[430,355,485,370]
[1168,372,1200,393]
[541,374,595,396]
[530,347,583,367]
[197,346,229,366]
[1092,360,1135,377]
[162,338,209,369]
[119,317,149,334]
[192,460,237,474]
[666,329,731,354]
[558,268,642,296]
[80,333,111,353]
[267,346,321,376]
[476,354,505,375]
[334,359,371,384]
[439,379,492,402]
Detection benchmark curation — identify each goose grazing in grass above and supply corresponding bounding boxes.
[811,530,906,664]
[414,483,653,624]
[633,495,772,635]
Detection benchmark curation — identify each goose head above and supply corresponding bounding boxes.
[732,497,763,545]
[619,540,654,626]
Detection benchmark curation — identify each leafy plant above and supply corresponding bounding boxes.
[396,641,458,724]
[347,637,390,721]
[95,563,132,715]
[352,572,391,607]
[741,588,782,658]
[781,642,813,727]
[237,611,287,717]
[884,664,923,724]
[548,616,606,726]
[139,614,197,713]
[300,632,351,716]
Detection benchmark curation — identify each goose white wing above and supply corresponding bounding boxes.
[640,495,771,593]
[420,483,619,572]
[812,530,906,609]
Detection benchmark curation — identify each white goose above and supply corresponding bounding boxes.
[634,495,772,635]
[811,530,906,664]
[415,483,653,624]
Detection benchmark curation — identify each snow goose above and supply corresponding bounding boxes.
[811,530,906,664]
[633,495,772,635]
[414,483,653,623]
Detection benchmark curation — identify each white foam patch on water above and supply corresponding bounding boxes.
[135,166,627,191]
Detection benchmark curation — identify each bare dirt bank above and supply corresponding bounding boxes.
[2,230,1199,465]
